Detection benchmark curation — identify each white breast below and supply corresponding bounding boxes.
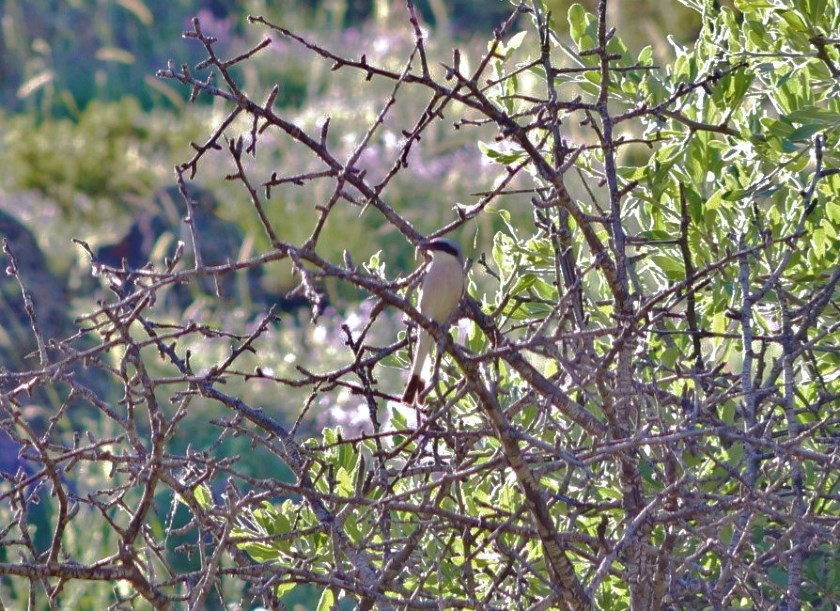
[419,251,464,323]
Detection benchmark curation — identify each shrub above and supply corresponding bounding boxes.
[1,0,837,609]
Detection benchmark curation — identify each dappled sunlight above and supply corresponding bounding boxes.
[0,1,837,609]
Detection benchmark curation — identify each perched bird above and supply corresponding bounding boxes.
[402,238,465,405]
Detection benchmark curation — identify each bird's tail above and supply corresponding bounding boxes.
[402,330,432,405]
[401,374,424,405]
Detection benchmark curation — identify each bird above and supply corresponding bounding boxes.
[402,238,465,405]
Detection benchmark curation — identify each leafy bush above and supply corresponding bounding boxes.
[1,0,838,609]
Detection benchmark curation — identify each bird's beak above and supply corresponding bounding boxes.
[416,242,431,260]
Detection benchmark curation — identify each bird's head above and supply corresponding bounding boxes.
[419,238,462,263]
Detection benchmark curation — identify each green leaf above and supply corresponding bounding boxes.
[466,319,488,353]
[511,273,537,294]
[568,4,586,46]
[390,407,408,432]
[787,123,824,142]
[237,541,278,563]
[776,8,811,33]
[768,565,789,588]
[194,483,212,509]
[336,466,353,497]
[504,31,528,57]
[364,250,385,277]
[267,509,291,542]
[478,141,525,165]
[323,427,339,446]
[705,189,724,211]
[786,107,840,126]
[636,229,674,241]
[734,0,775,9]
[316,587,335,611]
[640,461,660,488]
[812,225,827,258]
[825,199,840,224]
[652,254,685,281]
[810,0,830,23]
[492,232,515,282]
[532,277,558,301]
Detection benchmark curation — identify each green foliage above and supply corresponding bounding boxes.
[3,99,152,212]
[229,0,838,606]
[0,98,211,222]
[0,1,533,300]
[1,0,837,608]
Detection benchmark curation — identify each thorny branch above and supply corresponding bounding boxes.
[1,1,837,610]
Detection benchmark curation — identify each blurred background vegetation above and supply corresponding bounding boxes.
[0,1,702,607]
[0,0,700,333]
[0,0,698,258]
